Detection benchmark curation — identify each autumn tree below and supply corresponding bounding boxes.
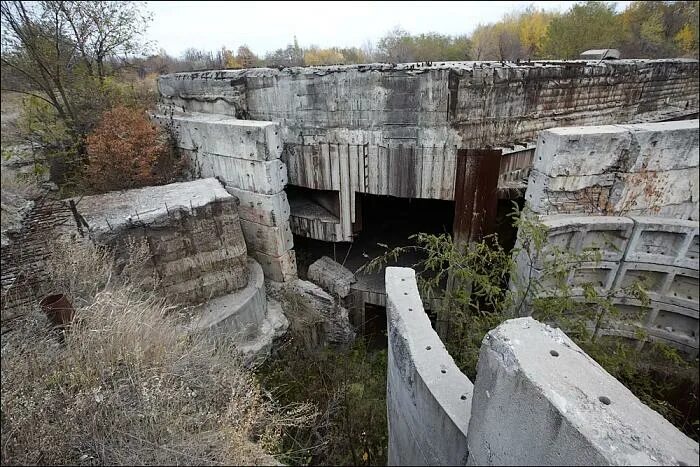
[263,36,303,67]
[376,27,472,62]
[86,105,184,192]
[1,1,152,129]
[543,1,622,59]
[517,6,556,59]
[471,20,521,61]
[236,45,258,68]
[304,46,346,65]
[620,1,699,58]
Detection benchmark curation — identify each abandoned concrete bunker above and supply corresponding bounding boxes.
[3,59,696,465]
[152,59,700,465]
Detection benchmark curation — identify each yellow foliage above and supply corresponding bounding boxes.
[518,8,553,58]
[675,24,697,53]
[304,47,346,66]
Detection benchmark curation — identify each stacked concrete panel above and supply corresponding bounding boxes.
[515,120,700,355]
[160,111,298,282]
[70,179,248,305]
[526,120,699,220]
[514,215,699,355]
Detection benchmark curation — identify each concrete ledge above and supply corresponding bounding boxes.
[190,257,266,334]
[188,150,288,194]
[386,267,473,466]
[467,317,699,466]
[157,111,282,161]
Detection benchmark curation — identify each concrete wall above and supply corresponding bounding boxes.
[527,120,699,220]
[467,317,699,466]
[515,120,699,355]
[159,60,699,149]
[159,61,699,243]
[386,267,473,466]
[157,112,298,281]
[188,257,288,362]
[72,178,249,305]
[385,268,700,466]
[514,215,699,355]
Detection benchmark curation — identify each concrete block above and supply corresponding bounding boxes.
[167,112,283,161]
[467,317,699,466]
[250,249,297,282]
[307,256,356,298]
[385,267,472,466]
[226,186,290,227]
[190,151,288,195]
[621,120,699,173]
[240,218,293,257]
[534,125,632,177]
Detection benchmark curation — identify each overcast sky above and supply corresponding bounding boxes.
[146,1,632,57]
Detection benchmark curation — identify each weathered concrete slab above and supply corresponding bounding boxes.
[226,186,290,227]
[386,267,472,466]
[240,218,293,257]
[527,120,700,220]
[160,111,283,161]
[189,150,288,195]
[307,256,356,298]
[250,249,298,283]
[467,317,699,466]
[71,179,249,304]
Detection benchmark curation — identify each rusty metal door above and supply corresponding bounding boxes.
[452,148,502,245]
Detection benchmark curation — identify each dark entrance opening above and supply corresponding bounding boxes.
[294,193,456,346]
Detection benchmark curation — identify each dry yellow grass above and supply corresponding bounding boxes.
[1,238,315,465]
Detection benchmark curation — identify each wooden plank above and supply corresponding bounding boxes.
[367,144,379,194]
[349,144,358,223]
[330,143,340,191]
[339,143,352,240]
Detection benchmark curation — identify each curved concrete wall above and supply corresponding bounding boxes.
[386,267,473,466]
[515,215,699,355]
[516,120,699,355]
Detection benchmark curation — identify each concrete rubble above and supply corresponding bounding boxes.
[307,256,356,298]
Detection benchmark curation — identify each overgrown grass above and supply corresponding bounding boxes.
[1,238,314,465]
[258,286,387,466]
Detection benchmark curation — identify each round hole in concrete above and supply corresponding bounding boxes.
[599,396,611,405]
[408,308,413,312]
[403,292,408,296]
[441,369,447,374]
[460,395,467,400]
[550,350,559,357]
[426,345,432,350]
[401,278,405,281]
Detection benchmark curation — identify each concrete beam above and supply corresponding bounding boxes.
[240,219,293,257]
[386,267,473,466]
[163,112,283,161]
[307,256,356,298]
[467,317,699,466]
